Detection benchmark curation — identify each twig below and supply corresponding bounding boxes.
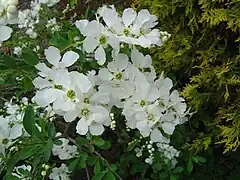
[86,167,90,180]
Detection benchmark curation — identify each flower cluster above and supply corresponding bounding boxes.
[17,0,41,38]
[75,6,161,65]
[0,97,29,155]
[0,0,18,44]
[52,133,78,160]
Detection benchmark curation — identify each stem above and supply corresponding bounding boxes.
[60,41,83,53]
[86,168,90,180]
[66,136,123,180]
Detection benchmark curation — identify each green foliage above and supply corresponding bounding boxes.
[138,0,240,179]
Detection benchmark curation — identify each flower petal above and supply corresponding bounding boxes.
[95,46,106,65]
[76,117,89,135]
[162,122,175,135]
[150,128,163,142]
[44,46,61,67]
[123,8,137,27]
[89,123,104,136]
[83,36,98,53]
[62,51,79,67]
[0,26,13,42]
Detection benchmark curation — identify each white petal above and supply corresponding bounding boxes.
[35,63,52,77]
[64,109,79,122]
[115,53,129,71]
[62,51,79,67]
[0,26,13,42]
[108,35,120,52]
[83,36,98,53]
[98,68,114,81]
[91,92,110,104]
[89,123,104,136]
[70,71,92,93]
[76,117,89,135]
[33,77,52,89]
[123,8,137,27]
[150,128,163,142]
[95,46,106,65]
[102,8,118,27]
[146,87,160,102]
[84,20,101,37]
[90,106,109,123]
[75,19,89,36]
[162,122,175,135]
[10,124,23,139]
[34,88,64,107]
[44,46,61,67]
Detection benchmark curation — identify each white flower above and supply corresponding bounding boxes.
[76,20,119,65]
[0,0,18,25]
[43,46,79,70]
[33,71,92,112]
[52,135,78,160]
[0,25,13,43]
[0,116,23,155]
[49,164,71,180]
[66,104,110,136]
[12,164,31,179]
[98,53,135,99]
[39,0,60,7]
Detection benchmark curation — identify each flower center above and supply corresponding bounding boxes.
[147,114,154,121]
[140,28,145,35]
[81,108,89,116]
[123,28,130,36]
[2,138,9,145]
[66,89,76,100]
[84,98,90,104]
[115,72,123,80]
[54,84,63,90]
[99,36,107,45]
[140,100,146,107]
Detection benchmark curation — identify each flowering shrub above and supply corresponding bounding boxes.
[0,1,192,179]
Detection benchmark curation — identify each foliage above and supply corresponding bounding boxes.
[138,0,240,179]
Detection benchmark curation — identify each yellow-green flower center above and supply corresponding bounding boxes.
[84,98,90,104]
[123,28,130,36]
[99,36,107,45]
[2,138,9,145]
[140,100,146,107]
[54,84,63,90]
[66,89,76,99]
[115,72,123,80]
[81,108,89,116]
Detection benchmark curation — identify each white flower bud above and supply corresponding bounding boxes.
[41,171,47,176]
[7,5,17,14]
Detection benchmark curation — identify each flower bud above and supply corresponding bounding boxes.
[7,5,17,14]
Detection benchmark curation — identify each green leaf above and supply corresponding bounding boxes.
[172,167,184,173]
[69,158,80,171]
[127,140,138,151]
[23,77,33,91]
[110,164,117,172]
[103,171,116,180]
[23,105,39,136]
[76,136,89,146]
[78,153,88,169]
[98,141,111,150]
[87,156,97,166]
[3,55,16,68]
[89,144,95,153]
[50,33,70,50]
[22,50,38,66]
[92,171,106,180]
[43,139,53,162]
[93,137,105,147]
[187,158,193,172]
[192,156,207,163]
[170,175,178,180]
[94,159,101,174]
[47,122,56,138]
